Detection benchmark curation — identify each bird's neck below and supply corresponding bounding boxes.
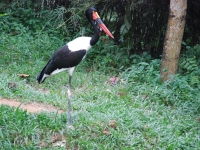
[90,22,100,46]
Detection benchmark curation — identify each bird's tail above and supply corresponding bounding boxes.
[36,71,45,84]
[36,62,50,84]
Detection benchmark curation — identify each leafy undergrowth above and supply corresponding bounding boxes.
[0,33,200,149]
[0,105,66,149]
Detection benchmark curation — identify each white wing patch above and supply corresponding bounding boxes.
[50,68,68,75]
[41,74,49,82]
[49,67,76,76]
[67,37,92,52]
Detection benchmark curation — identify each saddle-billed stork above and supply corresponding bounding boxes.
[36,7,114,125]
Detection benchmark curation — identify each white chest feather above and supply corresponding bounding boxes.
[67,37,92,52]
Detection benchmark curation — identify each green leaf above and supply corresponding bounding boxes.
[0,13,8,17]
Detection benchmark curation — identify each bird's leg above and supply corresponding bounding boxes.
[67,75,72,125]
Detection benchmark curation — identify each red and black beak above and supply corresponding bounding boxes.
[92,11,114,38]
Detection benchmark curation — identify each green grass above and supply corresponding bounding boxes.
[0,32,200,149]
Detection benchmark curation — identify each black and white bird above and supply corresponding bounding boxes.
[36,7,114,125]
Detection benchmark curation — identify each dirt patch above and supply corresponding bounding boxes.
[0,97,64,114]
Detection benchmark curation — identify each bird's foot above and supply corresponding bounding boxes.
[67,117,72,125]
[67,114,74,130]
[67,125,75,130]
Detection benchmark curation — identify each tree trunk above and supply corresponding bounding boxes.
[160,0,187,81]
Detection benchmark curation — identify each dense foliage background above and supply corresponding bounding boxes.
[0,0,199,149]
[1,0,200,57]
[1,0,199,86]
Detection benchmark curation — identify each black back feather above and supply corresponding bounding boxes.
[36,45,86,83]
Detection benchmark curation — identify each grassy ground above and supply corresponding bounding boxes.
[0,32,199,149]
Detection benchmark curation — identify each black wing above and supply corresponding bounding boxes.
[45,45,87,74]
[37,45,87,83]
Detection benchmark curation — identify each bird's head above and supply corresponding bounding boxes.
[85,7,114,38]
